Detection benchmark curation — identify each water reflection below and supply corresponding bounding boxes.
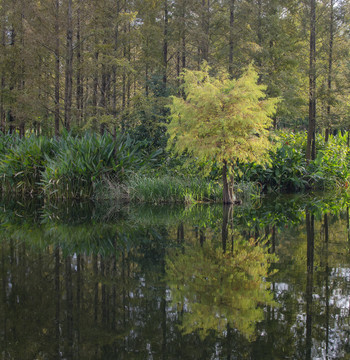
[166,235,277,340]
[0,194,350,359]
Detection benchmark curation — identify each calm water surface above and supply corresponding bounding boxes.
[1,194,350,359]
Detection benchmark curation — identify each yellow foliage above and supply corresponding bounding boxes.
[167,63,280,166]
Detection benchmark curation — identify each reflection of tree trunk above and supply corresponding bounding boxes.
[306,210,314,360]
[94,254,98,323]
[112,240,117,331]
[77,254,81,354]
[55,247,60,357]
[101,257,106,324]
[2,244,7,356]
[65,255,73,358]
[223,160,233,204]
[347,207,350,243]
[222,205,232,252]
[324,214,330,358]
[199,228,205,246]
[270,225,276,254]
[226,324,232,359]
[161,277,167,360]
[122,251,126,326]
[177,223,184,244]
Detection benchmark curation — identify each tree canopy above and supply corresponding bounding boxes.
[168,64,279,163]
[167,64,279,203]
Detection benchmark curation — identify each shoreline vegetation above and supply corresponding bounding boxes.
[0,130,349,204]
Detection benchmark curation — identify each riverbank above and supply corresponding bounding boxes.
[0,131,349,203]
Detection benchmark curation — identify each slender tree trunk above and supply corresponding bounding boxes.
[325,0,334,143]
[92,48,99,119]
[8,25,15,135]
[112,1,120,134]
[0,10,5,134]
[200,0,210,62]
[54,0,60,136]
[76,0,83,127]
[64,0,73,132]
[127,24,131,108]
[100,43,107,135]
[163,0,168,90]
[257,0,262,46]
[145,37,149,96]
[121,22,127,133]
[228,0,235,77]
[181,0,186,70]
[306,0,316,161]
[19,6,25,137]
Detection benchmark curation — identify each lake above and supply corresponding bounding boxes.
[0,193,350,359]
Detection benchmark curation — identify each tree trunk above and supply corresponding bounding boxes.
[112,1,120,131]
[222,160,233,204]
[64,0,73,132]
[54,0,60,137]
[228,0,235,77]
[200,0,210,62]
[163,0,168,90]
[0,9,5,134]
[325,0,334,143]
[76,0,83,127]
[182,1,186,70]
[306,0,316,161]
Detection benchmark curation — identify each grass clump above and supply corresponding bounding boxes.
[0,135,57,195]
[98,174,223,204]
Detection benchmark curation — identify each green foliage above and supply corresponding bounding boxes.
[0,132,160,199]
[0,135,57,194]
[237,131,350,192]
[126,174,222,204]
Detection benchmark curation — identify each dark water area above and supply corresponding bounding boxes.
[1,193,350,359]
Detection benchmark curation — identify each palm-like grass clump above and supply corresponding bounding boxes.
[0,132,149,198]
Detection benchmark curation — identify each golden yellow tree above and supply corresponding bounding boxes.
[167,64,279,203]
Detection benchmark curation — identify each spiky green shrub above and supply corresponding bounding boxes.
[41,132,153,198]
[0,135,58,194]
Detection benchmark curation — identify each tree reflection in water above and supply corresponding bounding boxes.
[166,222,278,340]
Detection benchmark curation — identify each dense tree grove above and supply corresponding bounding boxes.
[0,0,349,140]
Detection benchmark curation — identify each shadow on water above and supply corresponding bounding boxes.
[1,192,350,359]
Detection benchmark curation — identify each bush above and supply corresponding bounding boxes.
[236,130,350,192]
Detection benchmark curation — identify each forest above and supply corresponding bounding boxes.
[0,0,350,201]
